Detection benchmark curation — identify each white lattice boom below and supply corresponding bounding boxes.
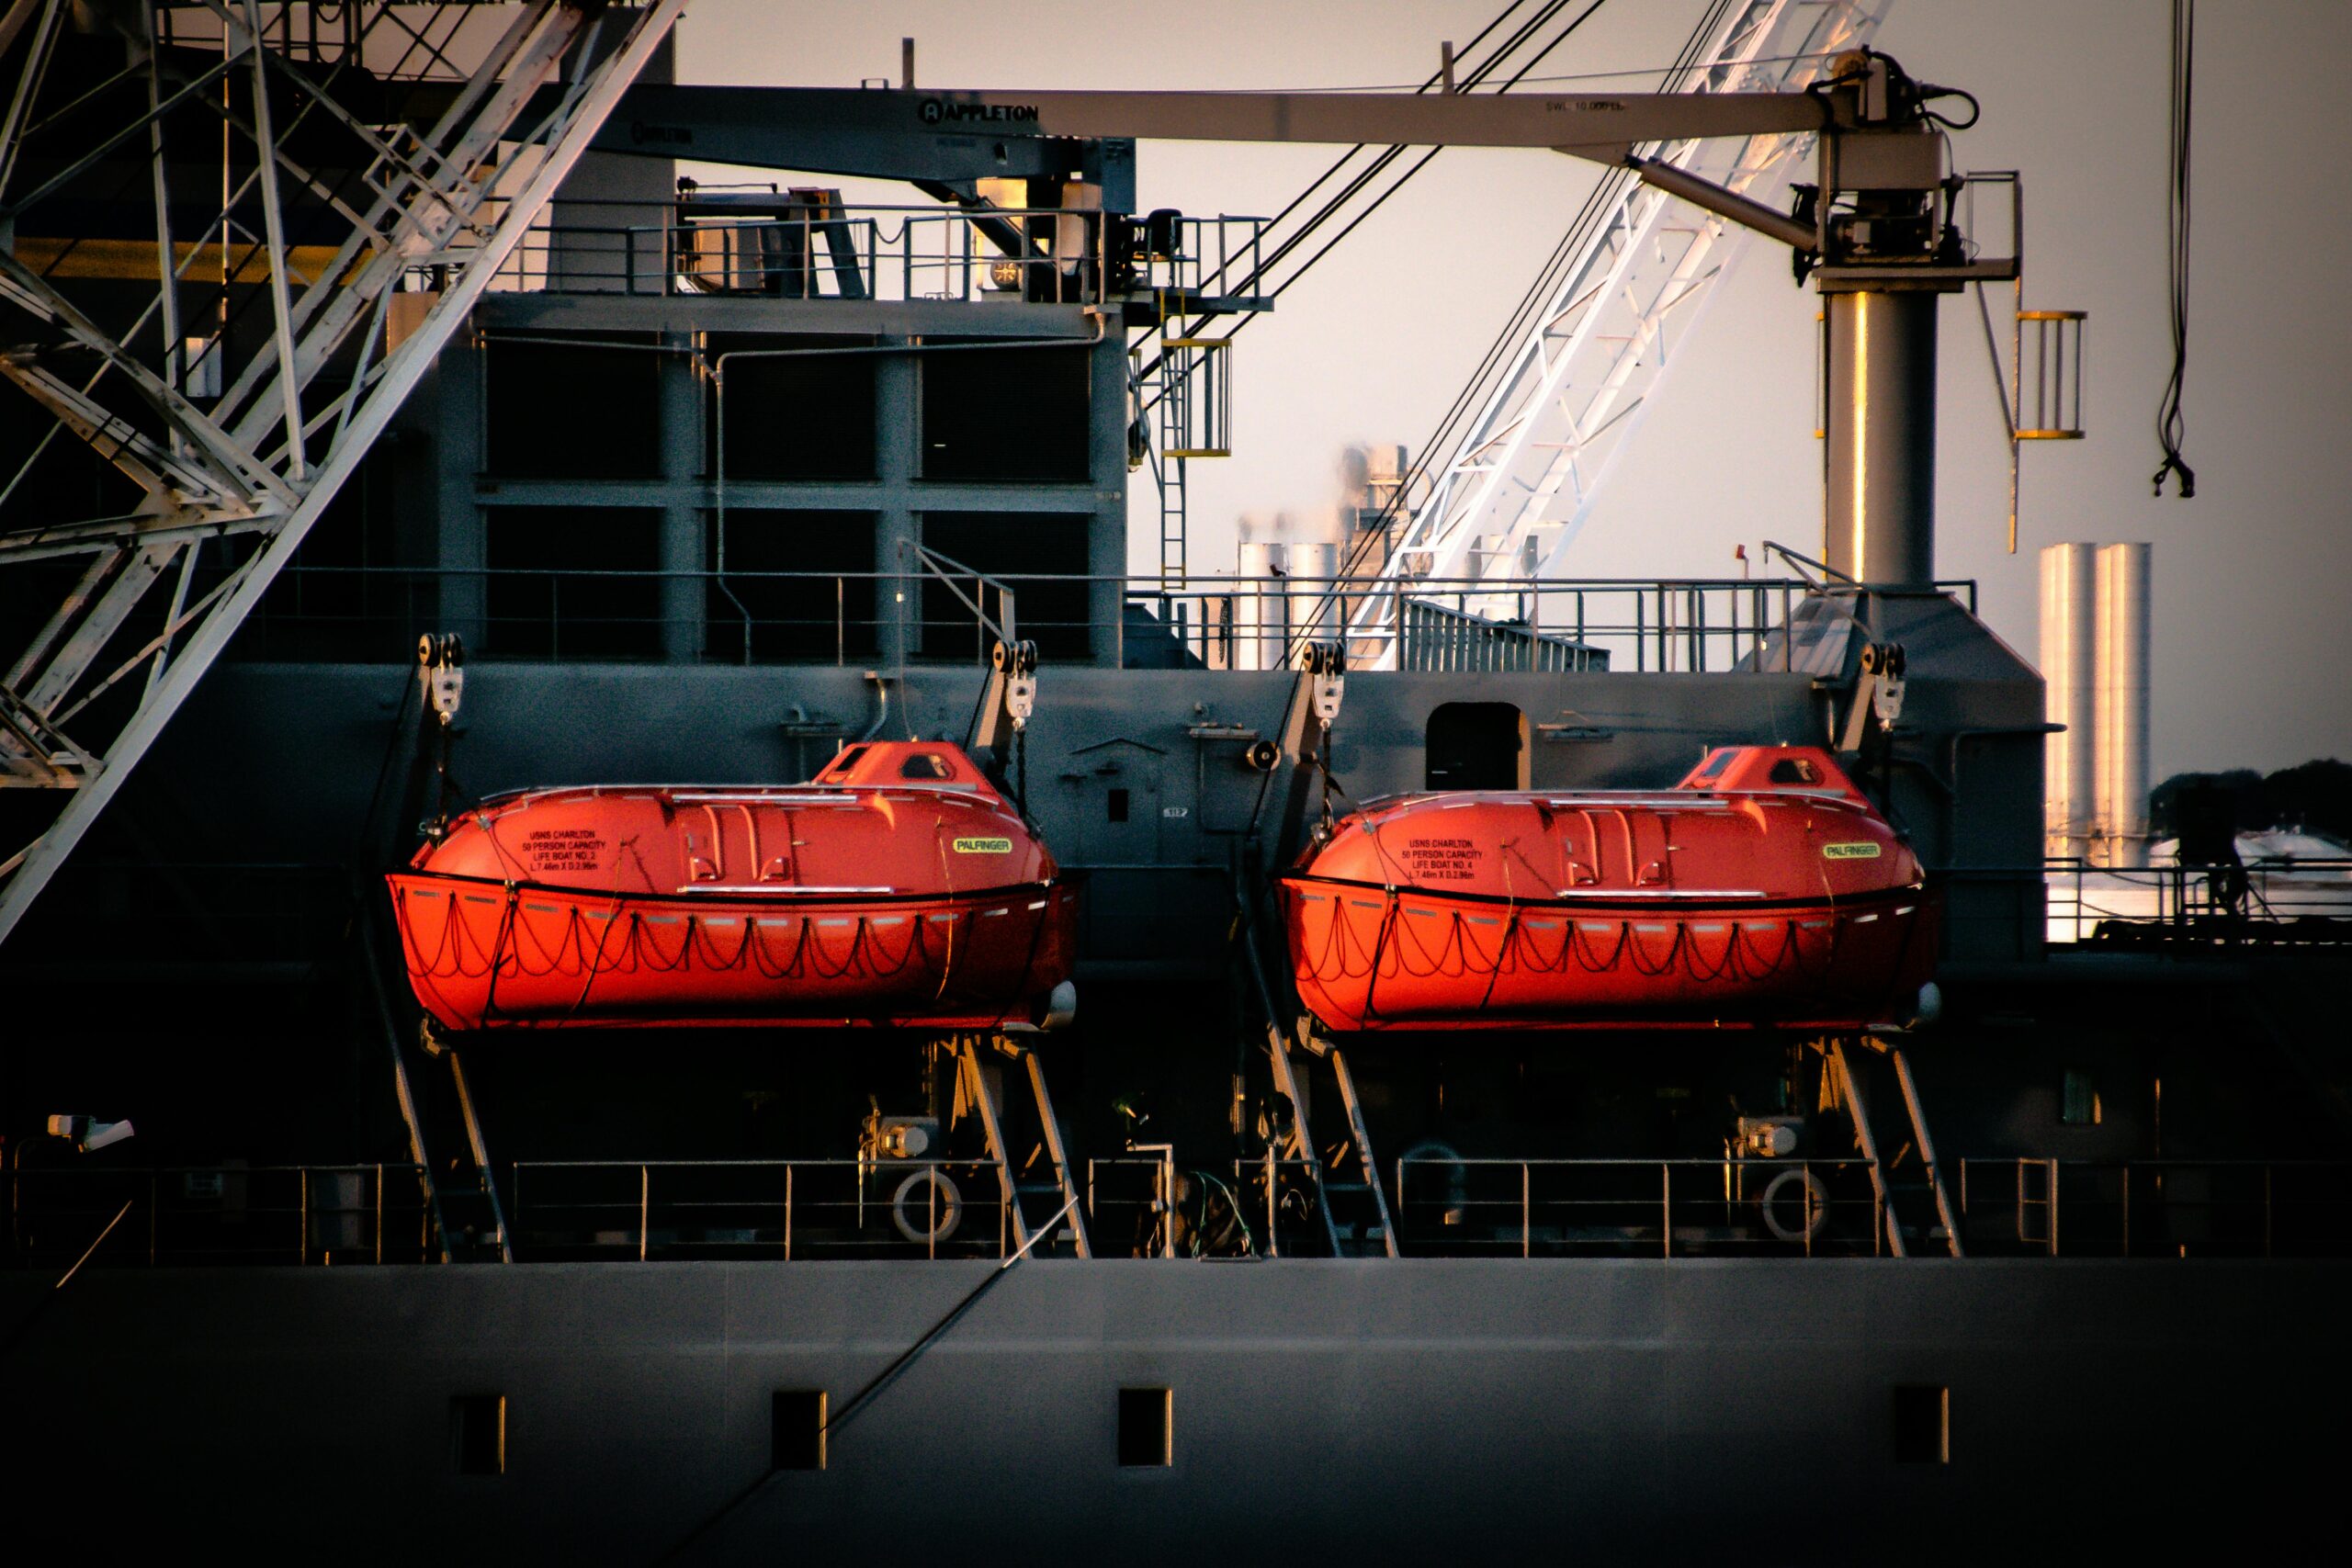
[1347,0,1887,665]
[0,0,689,943]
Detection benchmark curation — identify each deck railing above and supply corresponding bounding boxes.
[1391,1155,1893,1258]
[507,1158,1017,1262]
[5,1164,437,1269]
[235,565,1976,674]
[439,198,1270,308]
[23,1154,2346,1269]
[2040,858,2352,947]
[1957,1158,2352,1258]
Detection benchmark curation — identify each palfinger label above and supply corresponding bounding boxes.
[953,837,1013,854]
[1823,841,1883,860]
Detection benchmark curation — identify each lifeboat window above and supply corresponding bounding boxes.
[1426,703,1527,791]
[1769,757,1820,784]
[450,1394,505,1476]
[1893,1385,1949,1465]
[1107,787,1130,823]
[772,1390,828,1472]
[900,752,955,780]
[828,745,869,778]
[1695,750,1735,781]
[1118,1387,1172,1467]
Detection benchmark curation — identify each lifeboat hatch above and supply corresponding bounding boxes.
[1061,738,1167,863]
[1426,702,1526,791]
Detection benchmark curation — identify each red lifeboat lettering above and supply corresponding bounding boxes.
[387,742,1076,1031]
[1279,746,1936,1032]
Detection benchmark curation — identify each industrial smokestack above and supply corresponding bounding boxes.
[2095,543,2153,869]
[1285,509,1342,659]
[2041,541,2154,868]
[2039,544,2098,859]
[1233,514,1283,671]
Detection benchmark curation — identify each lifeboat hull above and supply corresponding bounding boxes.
[389,877,1078,1031]
[1280,746,1938,1032]
[388,741,1075,1032]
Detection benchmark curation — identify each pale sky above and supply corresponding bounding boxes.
[677,1,2352,779]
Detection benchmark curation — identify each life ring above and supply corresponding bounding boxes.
[1758,1168,1830,1243]
[891,1168,964,1244]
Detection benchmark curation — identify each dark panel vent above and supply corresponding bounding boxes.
[921,343,1091,481]
[451,1393,505,1476]
[705,509,877,662]
[1893,1384,1949,1465]
[1117,1387,1171,1468]
[484,333,662,479]
[1426,702,1525,790]
[706,333,876,480]
[2060,1069,2101,1126]
[772,1390,828,1472]
[918,512,1093,662]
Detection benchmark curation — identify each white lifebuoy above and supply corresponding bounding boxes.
[891,1168,964,1244]
[1758,1168,1830,1243]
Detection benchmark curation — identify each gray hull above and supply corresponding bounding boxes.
[8,1258,2339,1561]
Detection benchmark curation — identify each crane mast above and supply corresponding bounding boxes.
[1346,0,1890,660]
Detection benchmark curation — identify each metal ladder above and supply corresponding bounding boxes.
[1829,1037,1963,1258]
[956,1036,1092,1258]
[1278,1025,1399,1258]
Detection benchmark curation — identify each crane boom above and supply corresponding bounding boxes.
[1344,0,1891,664]
[613,82,1829,162]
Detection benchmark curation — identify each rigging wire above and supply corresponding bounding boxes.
[1329,0,1736,589]
[1241,51,1843,96]
[1250,0,1617,310]
[1159,0,1606,357]
[2154,0,2195,498]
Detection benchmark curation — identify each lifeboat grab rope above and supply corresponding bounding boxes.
[392,875,1064,1028]
[1290,881,1862,999]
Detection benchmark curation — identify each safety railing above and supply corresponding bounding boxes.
[1151,577,1838,675]
[18,1156,2352,1268]
[455,198,1268,307]
[507,1158,1016,1262]
[1087,1155,1338,1258]
[1957,1159,2352,1258]
[2041,858,2352,948]
[1087,1155,1181,1258]
[6,1164,438,1269]
[1391,1156,1893,1258]
[236,564,1977,674]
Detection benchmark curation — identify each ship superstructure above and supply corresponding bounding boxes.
[1,4,2346,1558]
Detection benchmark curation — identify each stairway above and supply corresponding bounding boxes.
[956,1036,1092,1259]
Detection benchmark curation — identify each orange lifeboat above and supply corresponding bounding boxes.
[1280,746,1937,1032]
[387,741,1076,1031]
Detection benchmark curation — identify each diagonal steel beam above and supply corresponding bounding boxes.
[1344,0,1885,665]
[0,253,287,504]
[0,353,234,504]
[0,0,692,945]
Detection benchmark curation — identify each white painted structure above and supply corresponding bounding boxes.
[2039,544,2098,858]
[2097,542,2154,868]
[2040,541,2153,867]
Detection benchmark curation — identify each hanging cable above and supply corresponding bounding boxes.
[1146,0,1613,384]
[1332,0,1736,586]
[2153,0,2195,498]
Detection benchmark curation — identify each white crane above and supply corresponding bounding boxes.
[0,0,689,943]
[1343,0,1890,664]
